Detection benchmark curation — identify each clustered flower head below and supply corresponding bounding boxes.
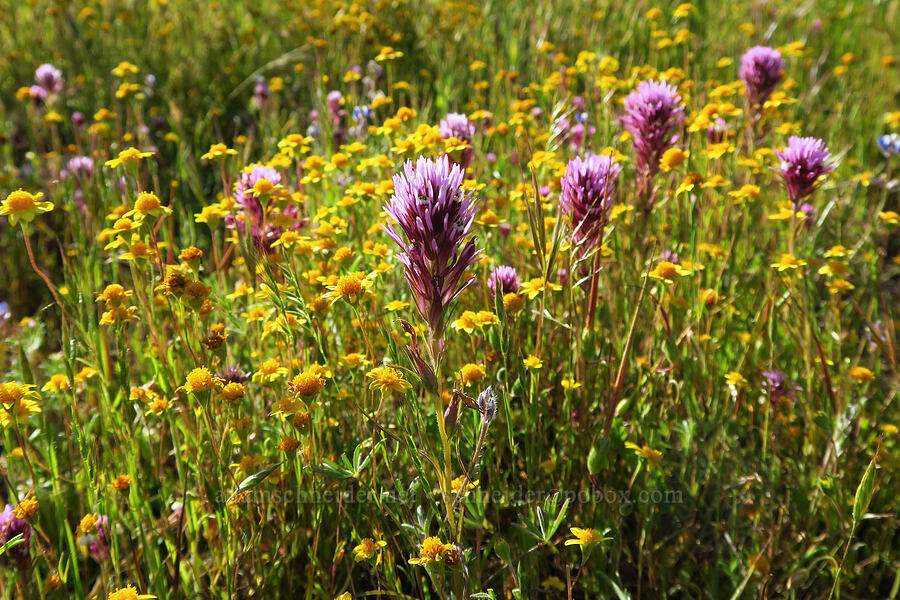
[621,80,686,186]
[408,535,459,566]
[1,189,54,226]
[559,153,622,246]
[773,136,836,205]
[762,368,801,402]
[739,46,785,107]
[0,503,32,567]
[487,265,520,297]
[383,155,481,346]
[35,63,64,94]
[228,164,304,252]
[439,112,476,168]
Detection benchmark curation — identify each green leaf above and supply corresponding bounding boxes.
[852,452,877,525]
[228,460,285,502]
[312,459,354,480]
[0,533,25,558]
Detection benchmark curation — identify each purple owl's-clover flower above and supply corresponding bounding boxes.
[383,155,481,354]
[253,76,269,109]
[740,46,785,107]
[1,504,32,568]
[89,515,111,561]
[621,80,686,198]
[35,63,64,94]
[762,368,801,403]
[773,136,836,205]
[487,265,520,297]
[439,112,476,169]
[216,365,250,384]
[560,153,622,247]
[226,164,305,252]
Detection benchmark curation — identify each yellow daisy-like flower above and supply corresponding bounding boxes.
[41,374,71,393]
[353,537,387,562]
[625,442,663,470]
[724,371,749,390]
[201,143,238,161]
[727,184,761,204]
[326,273,368,304]
[770,253,806,271]
[1,189,54,226]
[451,310,479,334]
[128,192,171,219]
[13,496,39,519]
[564,527,610,548]
[768,202,806,221]
[849,366,875,383]
[385,300,409,312]
[879,211,899,226]
[503,292,525,313]
[340,353,370,368]
[111,61,139,77]
[518,277,562,300]
[458,363,486,386]
[253,358,289,383]
[289,370,326,398]
[96,284,133,307]
[450,474,478,495]
[248,178,283,198]
[409,536,452,565]
[107,585,156,600]
[0,382,42,427]
[561,378,581,390]
[219,382,247,402]
[885,111,900,128]
[375,46,404,62]
[648,261,690,283]
[195,203,229,226]
[659,147,688,171]
[76,513,98,535]
[105,147,154,169]
[0,381,40,405]
[182,367,222,393]
[112,474,133,493]
[366,367,412,394]
[523,355,543,369]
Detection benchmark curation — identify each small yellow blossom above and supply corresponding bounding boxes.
[725,371,749,390]
[849,366,875,383]
[409,536,453,565]
[366,367,412,394]
[523,355,543,369]
[107,585,156,600]
[649,261,690,283]
[770,254,806,271]
[353,537,387,562]
[201,143,238,161]
[1,189,54,226]
[182,367,222,393]
[625,442,663,470]
[105,147,154,169]
[519,277,562,299]
[564,527,610,547]
[41,374,70,393]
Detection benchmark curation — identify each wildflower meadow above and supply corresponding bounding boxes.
[2,1,900,598]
